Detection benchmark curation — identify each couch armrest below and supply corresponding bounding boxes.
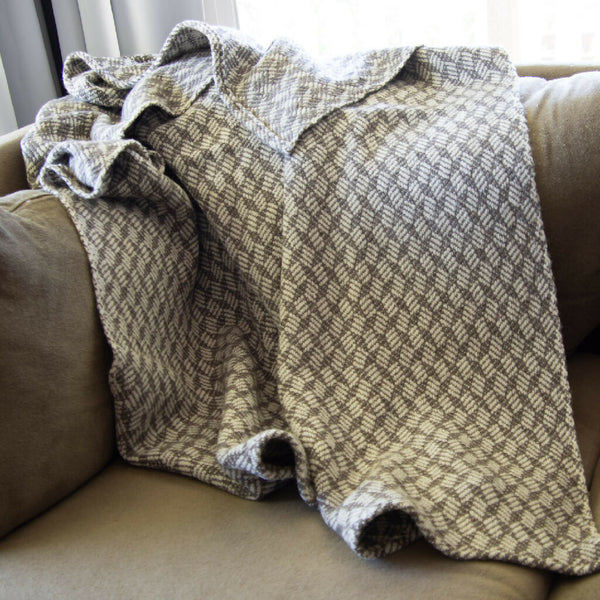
[517,64,600,80]
[0,190,116,538]
[0,126,31,197]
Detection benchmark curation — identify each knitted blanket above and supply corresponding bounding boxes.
[22,21,600,575]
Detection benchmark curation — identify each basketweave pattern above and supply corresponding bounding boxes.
[21,21,600,574]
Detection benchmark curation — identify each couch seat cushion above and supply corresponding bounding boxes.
[0,459,552,600]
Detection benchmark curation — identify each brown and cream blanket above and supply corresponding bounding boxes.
[22,21,600,574]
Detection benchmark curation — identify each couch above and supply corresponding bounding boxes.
[1,64,600,599]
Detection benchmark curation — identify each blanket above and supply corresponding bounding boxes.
[22,21,600,575]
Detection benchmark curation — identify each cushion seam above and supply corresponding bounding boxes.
[2,191,57,214]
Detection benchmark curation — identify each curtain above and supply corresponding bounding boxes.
[0,0,239,135]
[0,55,18,135]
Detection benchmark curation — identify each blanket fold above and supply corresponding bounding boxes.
[22,20,600,575]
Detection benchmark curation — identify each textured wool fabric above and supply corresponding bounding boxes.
[549,456,600,599]
[21,21,600,574]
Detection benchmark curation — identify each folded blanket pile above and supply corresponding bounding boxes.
[22,21,600,574]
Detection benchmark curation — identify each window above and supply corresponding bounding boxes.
[236,0,600,64]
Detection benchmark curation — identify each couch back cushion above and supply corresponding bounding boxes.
[0,127,29,197]
[0,190,115,538]
[520,71,600,354]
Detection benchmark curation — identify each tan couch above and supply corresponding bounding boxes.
[1,65,600,599]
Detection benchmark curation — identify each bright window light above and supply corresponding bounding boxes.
[236,0,600,64]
